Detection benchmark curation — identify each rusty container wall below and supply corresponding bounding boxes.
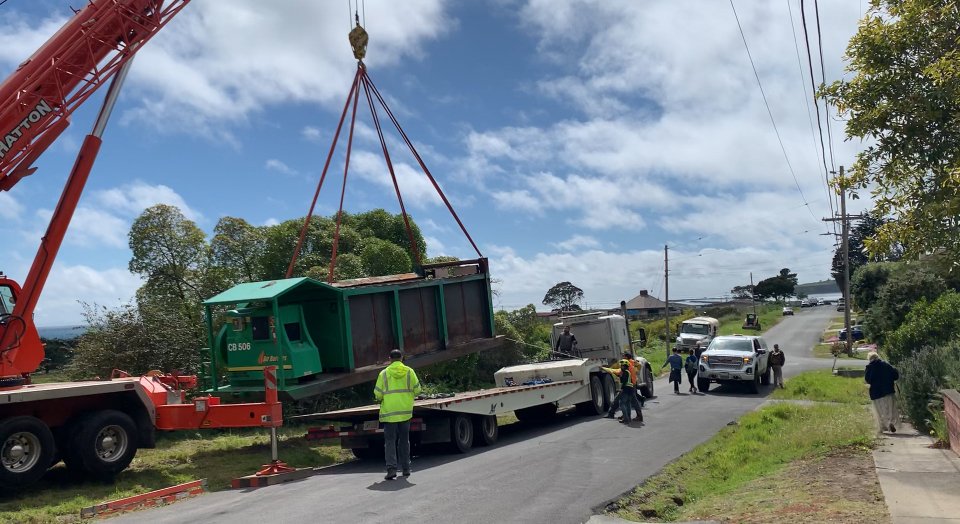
[348,292,397,369]
[343,267,493,369]
[399,287,440,356]
[442,278,492,345]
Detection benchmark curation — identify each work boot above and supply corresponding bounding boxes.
[402,469,411,477]
[385,468,397,480]
[604,414,616,419]
[889,424,896,433]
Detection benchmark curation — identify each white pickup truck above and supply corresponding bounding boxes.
[696,334,771,394]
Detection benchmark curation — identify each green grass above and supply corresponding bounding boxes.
[771,369,870,405]
[0,426,351,524]
[717,304,784,336]
[612,402,875,522]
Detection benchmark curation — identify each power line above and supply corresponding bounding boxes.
[728,0,821,227]
[814,0,838,175]
[799,0,840,234]
[787,0,837,237]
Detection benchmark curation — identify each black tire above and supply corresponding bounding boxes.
[473,415,498,446]
[697,378,710,393]
[747,372,760,394]
[66,410,138,477]
[601,374,617,412]
[0,416,55,489]
[760,364,771,385]
[449,414,474,453]
[515,403,558,423]
[639,365,655,398]
[576,375,606,416]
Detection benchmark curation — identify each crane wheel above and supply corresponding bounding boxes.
[0,416,55,489]
[65,410,138,477]
[473,415,498,446]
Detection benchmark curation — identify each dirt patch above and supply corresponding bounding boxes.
[683,448,889,524]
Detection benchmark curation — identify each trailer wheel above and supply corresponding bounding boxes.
[449,414,474,453]
[0,416,54,488]
[576,375,606,416]
[697,378,710,393]
[67,410,138,477]
[473,415,498,446]
[639,365,655,398]
[601,374,617,412]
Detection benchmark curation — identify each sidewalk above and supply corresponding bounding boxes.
[873,422,960,523]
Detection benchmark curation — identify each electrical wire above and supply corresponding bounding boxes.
[787,0,837,237]
[728,0,820,227]
[814,0,838,175]
[800,0,840,225]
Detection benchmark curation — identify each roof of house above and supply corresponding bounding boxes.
[624,290,667,310]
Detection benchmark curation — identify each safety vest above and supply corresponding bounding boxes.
[374,361,422,423]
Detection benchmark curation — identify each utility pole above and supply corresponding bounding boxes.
[664,244,671,359]
[749,271,757,318]
[839,166,853,356]
[822,166,860,356]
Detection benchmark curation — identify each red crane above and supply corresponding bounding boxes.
[0,0,189,384]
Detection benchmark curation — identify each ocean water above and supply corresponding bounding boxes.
[37,325,86,340]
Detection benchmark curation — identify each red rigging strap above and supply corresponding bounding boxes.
[363,75,483,258]
[287,64,483,281]
[327,75,363,283]
[285,68,363,279]
[360,74,422,267]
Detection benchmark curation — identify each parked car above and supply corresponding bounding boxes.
[816,298,825,306]
[782,307,794,316]
[800,300,813,308]
[838,325,865,341]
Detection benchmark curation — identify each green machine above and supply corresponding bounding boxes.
[202,258,499,400]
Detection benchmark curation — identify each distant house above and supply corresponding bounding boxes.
[622,290,677,320]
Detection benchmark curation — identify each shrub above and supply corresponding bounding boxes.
[897,342,960,433]
[884,291,960,365]
[864,262,946,346]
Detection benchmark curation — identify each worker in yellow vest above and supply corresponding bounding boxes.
[374,349,422,480]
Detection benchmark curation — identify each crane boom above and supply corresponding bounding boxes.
[0,0,189,191]
[0,0,191,382]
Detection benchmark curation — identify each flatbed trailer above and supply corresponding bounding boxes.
[297,358,619,457]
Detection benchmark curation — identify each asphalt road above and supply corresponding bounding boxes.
[116,306,839,524]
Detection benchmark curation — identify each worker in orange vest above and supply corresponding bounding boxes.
[603,352,643,423]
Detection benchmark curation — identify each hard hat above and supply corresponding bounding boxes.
[619,359,630,366]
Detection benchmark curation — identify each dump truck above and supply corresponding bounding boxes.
[301,313,645,456]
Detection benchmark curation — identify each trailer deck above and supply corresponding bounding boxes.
[292,379,584,422]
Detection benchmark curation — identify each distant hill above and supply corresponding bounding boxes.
[795,280,840,295]
[37,325,86,340]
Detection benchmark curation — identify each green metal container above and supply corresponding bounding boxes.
[203,258,498,400]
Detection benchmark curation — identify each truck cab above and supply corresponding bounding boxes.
[696,334,771,394]
[675,316,719,353]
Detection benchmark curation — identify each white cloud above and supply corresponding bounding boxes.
[263,217,281,227]
[93,181,203,222]
[302,126,323,142]
[0,192,23,220]
[33,265,143,326]
[265,159,297,176]
[558,235,600,251]
[116,1,451,134]
[350,150,443,208]
[489,243,834,311]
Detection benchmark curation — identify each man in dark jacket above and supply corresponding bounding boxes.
[769,344,786,388]
[864,351,900,433]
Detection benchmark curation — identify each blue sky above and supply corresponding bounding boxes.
[0,0,869,326]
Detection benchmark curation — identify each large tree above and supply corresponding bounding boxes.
[542,282,584,312]
[753,269,797,302]
[830,212,903,292]
[822,0,960,261]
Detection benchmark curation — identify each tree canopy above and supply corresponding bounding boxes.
[542,281,584,312]
[73,206,434,377]
[830,212,902,292]
[822,0,960,261]
[752,268,797,301]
